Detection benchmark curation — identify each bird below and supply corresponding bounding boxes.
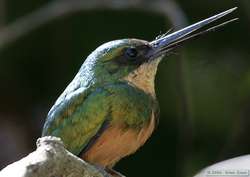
[42,8,237,176]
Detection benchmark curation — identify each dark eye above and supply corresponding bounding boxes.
[125,47,138,58]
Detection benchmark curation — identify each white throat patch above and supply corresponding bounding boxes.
[122,58,162,97]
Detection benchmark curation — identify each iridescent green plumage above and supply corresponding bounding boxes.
[43,81,157,156]
[42,39,160,167]
[42,7,236,171]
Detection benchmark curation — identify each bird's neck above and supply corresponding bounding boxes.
[122,58,161,98]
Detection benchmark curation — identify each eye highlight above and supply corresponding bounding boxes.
[125,47,138,58]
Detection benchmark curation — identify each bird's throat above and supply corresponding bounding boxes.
[122,58,162,97]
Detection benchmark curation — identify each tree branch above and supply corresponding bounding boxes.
[0,136,113,177]
[0,0,187,50]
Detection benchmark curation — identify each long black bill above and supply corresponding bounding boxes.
[150,7,238,57]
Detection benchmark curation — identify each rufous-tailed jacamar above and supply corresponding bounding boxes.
[42,8,237,175]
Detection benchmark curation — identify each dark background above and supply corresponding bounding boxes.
[0,0,249,177]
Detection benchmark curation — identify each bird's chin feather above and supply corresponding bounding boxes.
[122,57,162,97]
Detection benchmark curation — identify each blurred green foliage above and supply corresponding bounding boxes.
[0,0,250,177]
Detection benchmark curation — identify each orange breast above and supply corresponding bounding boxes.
[82,112,155,167]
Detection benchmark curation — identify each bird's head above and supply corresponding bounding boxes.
[79,8,237,96]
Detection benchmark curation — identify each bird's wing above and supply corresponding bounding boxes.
[42,86,112,155]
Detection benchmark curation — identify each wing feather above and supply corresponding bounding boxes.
[42,86,112,155]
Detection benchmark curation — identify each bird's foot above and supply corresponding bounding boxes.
[92,165,125,177]
[92,165,110,177]
[105,168,126,177]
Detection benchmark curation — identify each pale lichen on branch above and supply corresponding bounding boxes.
[0,136,112,177]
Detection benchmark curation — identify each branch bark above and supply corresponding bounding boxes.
[0,136,112,177]
[2,136,250,177]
